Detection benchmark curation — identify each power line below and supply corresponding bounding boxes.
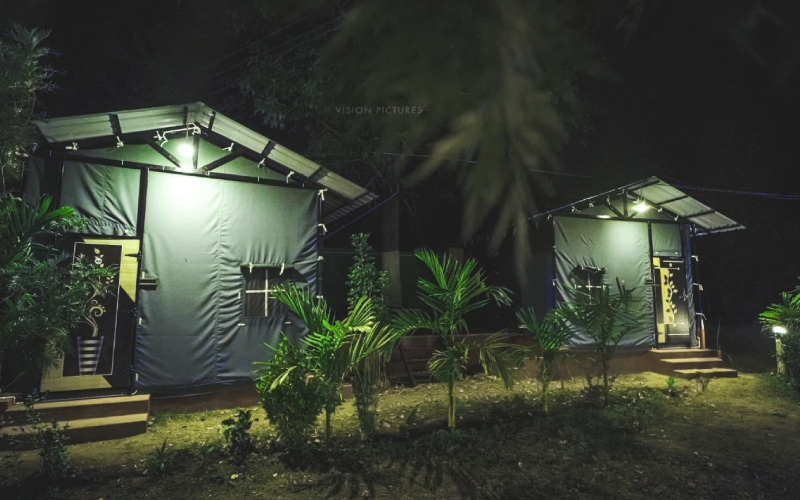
[324,190,400,239]
[201,16,344,99]
[137,14,315,104]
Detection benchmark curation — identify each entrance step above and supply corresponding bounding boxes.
[649,348,720,360]
[1,413,149,450]
[660,357,726,371]
[652,349,739,378]
[1,394,150,426]
[0,394,150,449]
[673,367,739,379]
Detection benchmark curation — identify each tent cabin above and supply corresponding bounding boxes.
[15,103,377,397]
[482,177,744,353]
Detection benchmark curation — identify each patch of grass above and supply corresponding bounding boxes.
[2,373,800,499]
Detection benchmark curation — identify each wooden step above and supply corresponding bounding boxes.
[2,394,150,426]
[0,413,149,450]
[659,357,724,370]
[673,368,739,379]
[650,349,720,359]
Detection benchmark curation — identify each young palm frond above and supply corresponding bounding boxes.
[429,343,470,431]
[517,308,571,413]
[392,248,514,430]
[474,333,525,390]
[760,285,800,334]
[553,274,641,406]
[258,286,401,444]
[407,248,512,337]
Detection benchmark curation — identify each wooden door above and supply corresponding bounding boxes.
[41,238,139,392]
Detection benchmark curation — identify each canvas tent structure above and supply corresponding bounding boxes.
[485,177,744,350]
[17,103,377,395]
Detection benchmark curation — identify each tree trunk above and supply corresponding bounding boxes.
[447,379,456,431]
[325,402,333,446]
[381,157,402,308]
[602,355,610,407]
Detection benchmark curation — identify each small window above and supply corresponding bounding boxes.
[241,266,288,318]
[571,266,606,301]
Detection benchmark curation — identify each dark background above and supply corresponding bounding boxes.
[2,0,798,332]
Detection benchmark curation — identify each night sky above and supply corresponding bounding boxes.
[3,0,799,330]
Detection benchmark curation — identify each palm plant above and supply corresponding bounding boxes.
[256,284,399,445]
[1,195,114,381]
[553,273,640,406]
[392,248,522,430]
[759,283,800,385]
[516,308,571,414]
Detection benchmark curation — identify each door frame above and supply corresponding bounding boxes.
[40,237,140,392]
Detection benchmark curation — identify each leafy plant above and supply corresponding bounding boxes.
[219,409,254,465]
[256,286,399,445]
[760,283,800,388]
[553,272,641,407]
[696,376,711,392]
[347,233,389,321]
[352,351,385,441]
[1,196,116,380]
[22,393,70,483]
[197,444,216,469]
[347,233,391,440]
[145,439,176,477]
[256,335,325,448]
[392,249,522,430]
[0,24,57,191]
[666,376,677,395]
[517,308,572,414]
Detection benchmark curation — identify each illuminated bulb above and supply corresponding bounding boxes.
[633,201,649,213]
[773,326,788,335]
[597,215,611,219]
[177,142,194,158]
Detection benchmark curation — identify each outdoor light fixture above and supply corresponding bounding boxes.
[772,325,788,335]
[633,200,649,213]
[597,215,611,219]
[177,142,195,158]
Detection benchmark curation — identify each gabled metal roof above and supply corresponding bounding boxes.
[33,103,378,223]
[541,176,744,235]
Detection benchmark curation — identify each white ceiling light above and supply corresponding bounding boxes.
[177,142,195,159]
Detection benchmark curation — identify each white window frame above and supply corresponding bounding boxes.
[244,267,282,318]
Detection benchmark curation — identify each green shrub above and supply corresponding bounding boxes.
[346,233,388,321]
[666,376,677,395]
[392,249,520,431]
[760,283,800,388]
[554,272,643,407]
[35,421,71,482]
[145,439,176,477]
[517,308,571,414]
[347,233,391,440]
[256,336,325,448]
[23,393,70,483]
[219,409,254,465]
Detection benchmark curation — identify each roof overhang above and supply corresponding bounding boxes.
[32,103,378,223]
[537,176,744,235]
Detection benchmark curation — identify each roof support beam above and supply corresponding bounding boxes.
[604,202,624,218]
[192,133,200,170]
[144,138,182,168]
[198,151,244,172]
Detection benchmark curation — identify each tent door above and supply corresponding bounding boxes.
[41,238,140,392]
[652,258,691,347]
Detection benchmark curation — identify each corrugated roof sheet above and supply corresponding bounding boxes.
[545,176,744,234]
[33,103,378,222]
